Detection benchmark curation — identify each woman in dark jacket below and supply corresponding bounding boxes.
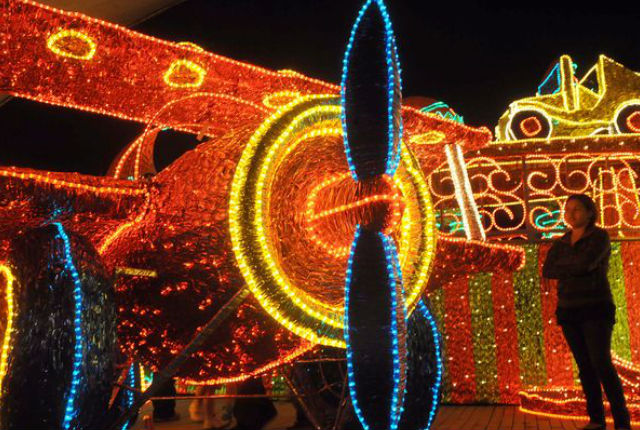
[542,194,631,430]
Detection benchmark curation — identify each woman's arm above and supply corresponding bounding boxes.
[552,229,611,277]
[542,241,565,279]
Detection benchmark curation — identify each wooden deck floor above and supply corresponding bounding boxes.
[134,402,594,430]
[432,405,589,430]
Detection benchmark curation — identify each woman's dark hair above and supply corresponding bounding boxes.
[566,194,598,228]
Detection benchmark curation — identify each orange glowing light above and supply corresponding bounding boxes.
[520,116,543,137]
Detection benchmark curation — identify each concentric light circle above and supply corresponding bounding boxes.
[229,96,436,347]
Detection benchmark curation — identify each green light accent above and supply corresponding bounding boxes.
[609,242,632,360]
[469,272,499,402]
[534,210,566,239]
[513,244,547,386]
[421,101,448,111]
[436,210,482,235]
[448,220,464,234]
[534,210,561,228]
[420,102,464,124]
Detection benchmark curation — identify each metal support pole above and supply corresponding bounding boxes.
[281,370,322,430]
[332,373,350,430]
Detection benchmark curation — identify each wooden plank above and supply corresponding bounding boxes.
[538,417,552,430]
[131,403,601,430]
[524,408,538,430]
[433,405,458,429]
[464,406,490,430]
[513,406,525,430]
[465,406,490,430]
[434,405,474,430]
[431,405,591,430]
[502,405,515,430]
[486,405,504,430]
[452,405,476,429]
[560,416,581,430]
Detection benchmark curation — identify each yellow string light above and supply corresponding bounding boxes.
[177,41,204,51]
[496,55,640,141]
[98,190,150,255]
[0,265,16,396]
[163,59,207,88]
[262,90,302,109]
[46,29,96,60]
[409,131,446,145]
[0,169,145,196]
[230,95,437,347]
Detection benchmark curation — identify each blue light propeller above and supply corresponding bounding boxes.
[341,0,402,181]
[341,2,443,430]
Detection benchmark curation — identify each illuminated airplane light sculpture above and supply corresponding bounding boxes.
[0,0,524,428]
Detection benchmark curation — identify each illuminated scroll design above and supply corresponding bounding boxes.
[428,153,640,239]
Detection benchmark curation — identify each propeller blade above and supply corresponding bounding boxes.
[344,226,407,430]
[341,0,402,181]
[399,299,444,430]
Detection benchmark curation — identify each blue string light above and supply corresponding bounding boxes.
[383,237,441,430]
[380,233,406,430]
[54,222,85,430]
[387,38,403,176]
[537,62,577,95]
[120,364,136,430]
[340,0,403,181]
[416,299,443,430]
[344,228,408,430]
[343,226,369,429]
[537,63,560,95]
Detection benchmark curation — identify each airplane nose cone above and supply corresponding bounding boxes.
[306,174,405,240]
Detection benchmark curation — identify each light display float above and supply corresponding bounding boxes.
[428,54,640,424]
[0,0,526,429]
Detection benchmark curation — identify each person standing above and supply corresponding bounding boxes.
[542,194,631,430]
[151,374,180,423]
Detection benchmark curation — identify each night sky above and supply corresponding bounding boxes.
[2,0,640,175]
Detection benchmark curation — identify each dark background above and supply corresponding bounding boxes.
[2,0,639,175]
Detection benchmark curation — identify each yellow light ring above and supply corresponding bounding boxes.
[256,105,345,316]
[256,106,427,316]
[230,96,342,346]
[613,99,640,134]
[251,101,346,336]
[229,95,437,347]
[399,144,438,310]
[394,174,416,268]
[259,114,431,316]
[257,101,433,341]
[0,265,16,395]
[163,59,207,88]
[46,29,97,60]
